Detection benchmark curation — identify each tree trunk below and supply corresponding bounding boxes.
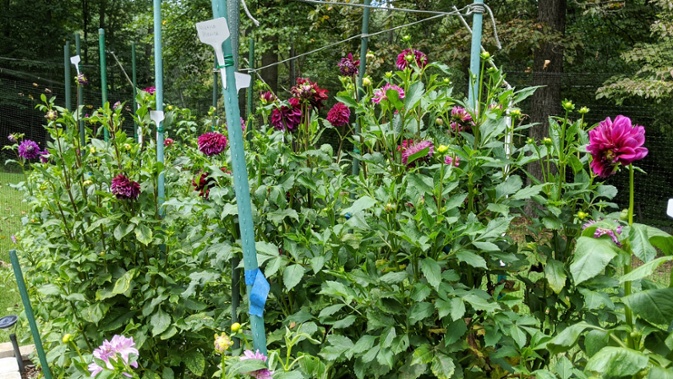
[260,34,278,93]
[528,0,566,184]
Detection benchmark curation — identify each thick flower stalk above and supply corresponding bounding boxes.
[586,115,648,177]
[240,350,274,379]
[326,102,350,127]
[198,132,228,156]
[88,335,139,378]
[396,48,428,70]
[110,174,141,200]
[18,140,41,160]
[372,83,405,104]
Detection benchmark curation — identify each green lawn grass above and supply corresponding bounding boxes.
[0,171,28,342]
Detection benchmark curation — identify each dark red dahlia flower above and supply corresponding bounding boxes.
[396,48,428,70]
[327,102,351,127]
[110,174,141,200]
[198,132,228,156]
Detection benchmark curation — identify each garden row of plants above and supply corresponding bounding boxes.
[6,47,673,379]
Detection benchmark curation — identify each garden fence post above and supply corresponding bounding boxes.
[75,33,85,147]
[9,250,52,379]
[153,0,166,209]
[199,7,266,354]
[132,42,138,139]
[352,0,371,177]
[99,28,109,141]
[467,0,484,112]
[64,41,71,110]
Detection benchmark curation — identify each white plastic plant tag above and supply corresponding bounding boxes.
[150,110,165,139]
[196,18,230,88]
[70,55,81,75]
[667,198,673,218]
[235,72,251,91]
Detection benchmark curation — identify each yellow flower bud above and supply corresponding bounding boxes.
[577,211,588,220]
[89,147,96,154]
[437,145,449,154]
[435,118,444,126]
[230,322,241,333]
[214,332,233,354]
[62,334,73,343]
[362,77,372,87]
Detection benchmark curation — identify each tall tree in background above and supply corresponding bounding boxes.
[528,0,566,183]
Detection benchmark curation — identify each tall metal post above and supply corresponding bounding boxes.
[9,251,52,379]
[227,0,240,67]
[98,28,109,141]
[132,42,138,139]
[352,0,371,177]
[210,0,267,355]
[64,41,72,110]
[467,0,484,112]
[154,0,166,208]
[213,57,218,114]
[76,33,85,146]
[246,36,254,120]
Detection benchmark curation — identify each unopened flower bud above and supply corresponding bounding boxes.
[402,35,411,42]
[124,143,132,151]
[579,106,589,115]
[384,71,393,78]
[526,137,535,145]
[45,110,58,121]
[435,118,444,126]
[62,334,73,343]
[214,332,233,354]
[89,147,96,154]
[231,322,241,333]
[510,109,522,118]
[362,77,372,87]
[384,203,396,212]
[577,211,588,220]
[437,145,449,154]
[443,78,450,84]
[366,52,375,60]
[480,51,491,60]
[405,54,414,63]
[543,137,552,146]
[561,99,575,111]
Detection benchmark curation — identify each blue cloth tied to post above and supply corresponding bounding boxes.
[245,268,269,317]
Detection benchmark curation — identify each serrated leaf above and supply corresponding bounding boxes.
[420,258,441,290]
[622,288,673,326]
[333,315,357,329]
[585,347,648,377]
[545,258,567,294]
[380,271,408,284]
[570,237,618,285]
[134,224,152,245]
[320,335,354,361]
[150,308,171,336]
[283,264,305,290]
[555,354,573,379]
[112,269,136,296]
[495,175,523,199]
[463,293,500,312]
[411,344,433,365]
[430,353,455,379]
[629,223,657,262]
[547,322,595,354]
[184,351,205,376]
[455,250,487,268]
[408,302,434,324]
[319,304,345,319]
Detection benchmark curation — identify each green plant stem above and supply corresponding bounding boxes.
[220,354,226,379]
[624,163,635,348]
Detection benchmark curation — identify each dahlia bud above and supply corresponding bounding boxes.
[437,145,449,154]
[526,137,535,145]
[579,106,590,115]
[362,77,372,87]
[480,51,491,60]
[577,211,588,220]
[402,34,411,42]
[543,137,553,146]
[62,334,73,343]
[561,99,575,111]
[231,322,242,333]
[384,71,393,79]
[435,118,444,126]
[510,109,522,118]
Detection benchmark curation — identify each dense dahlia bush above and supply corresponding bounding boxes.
[11,45,673,379]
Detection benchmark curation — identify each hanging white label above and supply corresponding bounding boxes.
[667,199,673,218]
[70,55,81,75]
[196,18,230,49]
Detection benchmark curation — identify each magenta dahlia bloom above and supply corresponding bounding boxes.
[110,174,141,200]
[198,132,228,156]
[18,140,40,160]
[450,106,474,132]
[396,48,428,70]
[444,155,460,167]
[164,138,174,147]
[39,150,50,163]
[291,77,328,109]
[327,102,350,127]
[271,98,302,132]
[240,350,274,379]
[143,86,156,95]
[399,140,434,166]
[372,83,405,104]
[338,53,359,77]
[586,115,648,178]
[260,91,277,104]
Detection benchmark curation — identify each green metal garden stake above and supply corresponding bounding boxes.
[199,4,265,354]
[352,0,371,177]
[467,0,484,112]
[64,41,71,110]
[154,0,166,209]
[132,42,138,139]
[75,33,85,147]
[9,250,52,379]
[213,57,218,116]
[99,28,109,141]
[246,36,254,120]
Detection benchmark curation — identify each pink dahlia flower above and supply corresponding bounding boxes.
[198,132,228,156]
[240,350,274,379]
[327,102,350,127]
[143,86,156,94]
[444,155,460,167]
[110,174,141,200]
[88,335,138,378]
[450,106,474,132]
[271,98,302,132]
[587,115,648,178]
[396,48,428,70]
[18,140,40,160]
[338,53,359,77]
[399,140,434,166]
[260,91,277,104]
[372,83,405,104]
[291,77,328,109]
[164,138,174,147]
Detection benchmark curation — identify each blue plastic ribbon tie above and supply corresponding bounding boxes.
[245,268,269,317]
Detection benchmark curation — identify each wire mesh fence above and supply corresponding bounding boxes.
[2,66,672,231]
